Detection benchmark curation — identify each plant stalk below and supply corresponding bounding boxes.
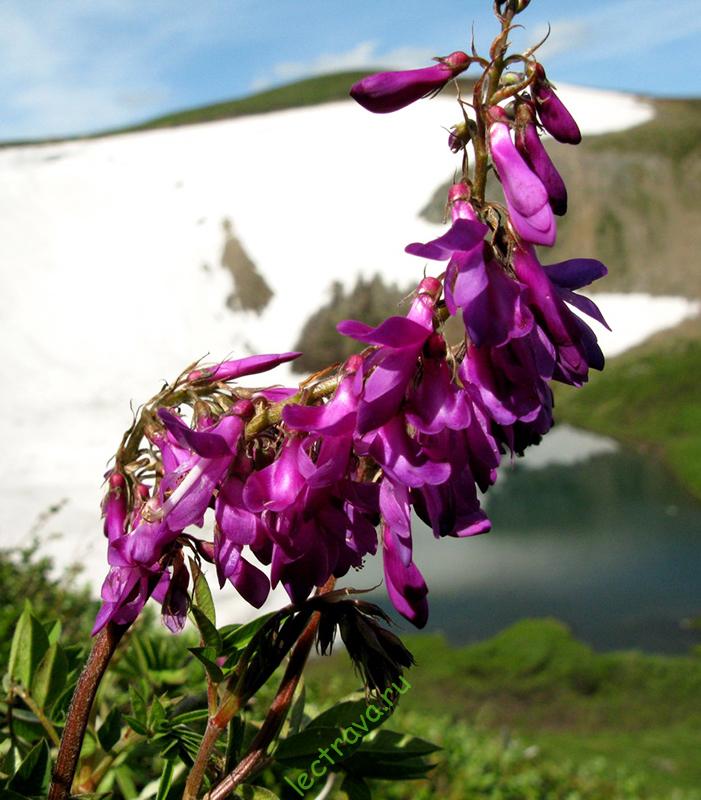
[204,578,335,800]
[48,621,130,800]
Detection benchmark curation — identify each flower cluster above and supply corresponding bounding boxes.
[95,5,608,634]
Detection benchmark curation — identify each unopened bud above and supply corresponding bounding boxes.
[232,398,255,419]
[500,71,524,86]
[417,276,442,302]
[448,121,471,153]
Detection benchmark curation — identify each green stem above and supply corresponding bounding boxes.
[12,686,61,747]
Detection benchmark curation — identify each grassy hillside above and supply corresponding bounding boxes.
[555,317,701,498]
[307,618,701,797]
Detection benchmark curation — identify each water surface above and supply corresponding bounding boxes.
[355,429,701,653]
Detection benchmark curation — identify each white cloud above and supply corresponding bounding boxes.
[0,0,251,140]
[251,41,435,91]
[523,0,701,67]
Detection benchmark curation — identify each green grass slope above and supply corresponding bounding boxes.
[307,618,701,797]
[556,318,701,499]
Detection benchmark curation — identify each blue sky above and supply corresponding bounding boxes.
[1,0,698,140]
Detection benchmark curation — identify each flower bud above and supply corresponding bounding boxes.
[102,470,127,541]
[350,51,471,114]
[515,102,568,215]
[448,183,477,222]
[532,64,581,145]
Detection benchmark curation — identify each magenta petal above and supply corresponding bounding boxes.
[283,369,362,437]
[369,418,451,487]
[406,356,471,435]
[490,121,549,218]
[158,409,233,458]
[350,52,471,114]
[556,287,611,330]
[379,478,413,566]
[382,526,428,628]
[517,122,568,215]
[190,352,301,382]
[405,218,488,261]
[165,454,232,532]
[230,557,270,608]
[243,438,305,513]
[544,258,608,290]
[215,477,258,545]
[102,471,127,542]
[509,205,556,247]
[534,78,582,145]
[256,386,298,402]
[337,316,429,348]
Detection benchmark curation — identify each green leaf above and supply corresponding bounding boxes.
[156,758,176,800]
[129,685,147,725]
[342,774,372,800]
[275,726,340,766]
[124,715,148,736]
[170,708,209,725]
[7,739,51,795]
[31,642,68,711]
[188,646,224,683]
[114,765,138,799]
[190,558,216,626]
[97,707,123,752]
[287,683,306,736]
[149,695,167,731]
[361,730,441,757]
[342,751,434,780]
[220,613,275,653]
[45,619,62,645]
[7,602,50,688]
[191,607,222,652]
[233,786,280,799]
[308,700,386,735]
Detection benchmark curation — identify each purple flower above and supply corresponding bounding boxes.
[188,352,301,383]
[338,277,441,434]
[513,246,607,385]
[350,51,471,114]
[515,103,568,215]
[102,470,127,543]
[382,521,428,628]
[450,248,534,348]
[283,355,363,439]
[405,217,488,261]
[488,108,556,247]
[412,428,491,539]
[533,64,582,145]
[92,562,166,635]
[214,475,270,607]
[404,335,471,435]
[462,329,555,428]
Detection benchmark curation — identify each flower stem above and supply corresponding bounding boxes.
[48,621,130,800]
[204,577,335,800]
